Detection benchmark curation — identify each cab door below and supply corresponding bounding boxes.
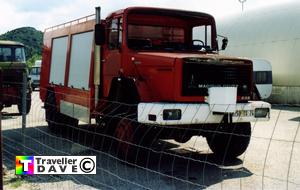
[103,17,123,97]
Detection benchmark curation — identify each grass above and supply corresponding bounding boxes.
[4,177,24,189]
[10,178,23,189]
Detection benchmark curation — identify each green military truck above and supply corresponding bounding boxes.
[0,40,31,114]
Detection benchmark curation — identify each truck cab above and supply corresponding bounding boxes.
[100,8,219,101]
[29,60,42,91]
[95,7,269,121]
[0,40,31,114]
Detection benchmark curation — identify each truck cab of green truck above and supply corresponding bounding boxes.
[0,40,31,114]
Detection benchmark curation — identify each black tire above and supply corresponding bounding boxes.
[206,122,251,159]
[105,77,145,162]
[45,90,78,133]
[31,84,35,91]
[95,115,119,150]
[114,118,140,162]
[114,117,155,164]
[174,135,192,144]
[45,91,61,132]
[17,93,31,115]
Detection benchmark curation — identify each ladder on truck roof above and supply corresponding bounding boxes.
[45,14,95,32]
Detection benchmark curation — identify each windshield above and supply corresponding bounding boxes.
[30,67,41,75]
[128,25,186,50]
[0,45,26,62]
[127,12,215,52]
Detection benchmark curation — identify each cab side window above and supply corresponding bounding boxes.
[108,18,122,50]
[192,25,212,48]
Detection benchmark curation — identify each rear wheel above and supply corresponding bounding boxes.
[206,122,251,159]
[45,90,78,133]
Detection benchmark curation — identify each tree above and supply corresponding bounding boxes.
[27,54,42,67]
[0,27,43,60]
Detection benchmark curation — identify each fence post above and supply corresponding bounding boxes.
[21,70,27,134]
[21,70,27,158]
[0,69,3,190]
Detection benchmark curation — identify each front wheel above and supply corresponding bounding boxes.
[17,93,31,115]
[114,118,138,162]
[206,122,251,159]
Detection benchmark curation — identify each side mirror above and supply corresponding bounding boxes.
[95,24,105,45]
[221,38,228,50]
[217,34,229,51]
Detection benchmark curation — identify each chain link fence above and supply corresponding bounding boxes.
[1,86,300,189]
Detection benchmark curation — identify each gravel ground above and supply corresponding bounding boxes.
[1,92,300,190]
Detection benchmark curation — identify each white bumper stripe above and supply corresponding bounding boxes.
[138,101,271,125]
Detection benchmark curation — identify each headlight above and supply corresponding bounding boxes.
[255,108,270,118]
[163,109,182,120]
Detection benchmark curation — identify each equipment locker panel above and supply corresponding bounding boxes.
[49,36,68,85]
[68,31,93,90]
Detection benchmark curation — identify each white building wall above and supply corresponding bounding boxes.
[218,1,300,104]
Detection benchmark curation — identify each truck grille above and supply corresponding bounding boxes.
[182,60,252,96]
[2,69,24,86]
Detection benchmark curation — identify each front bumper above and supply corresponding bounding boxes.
[137,101,271,125]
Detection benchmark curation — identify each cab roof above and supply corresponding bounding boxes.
[107,7,214,20]
[0,40,24,46]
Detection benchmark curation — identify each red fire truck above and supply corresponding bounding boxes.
[40,7,270,160]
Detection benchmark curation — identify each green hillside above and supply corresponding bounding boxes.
[0,27,43,63]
